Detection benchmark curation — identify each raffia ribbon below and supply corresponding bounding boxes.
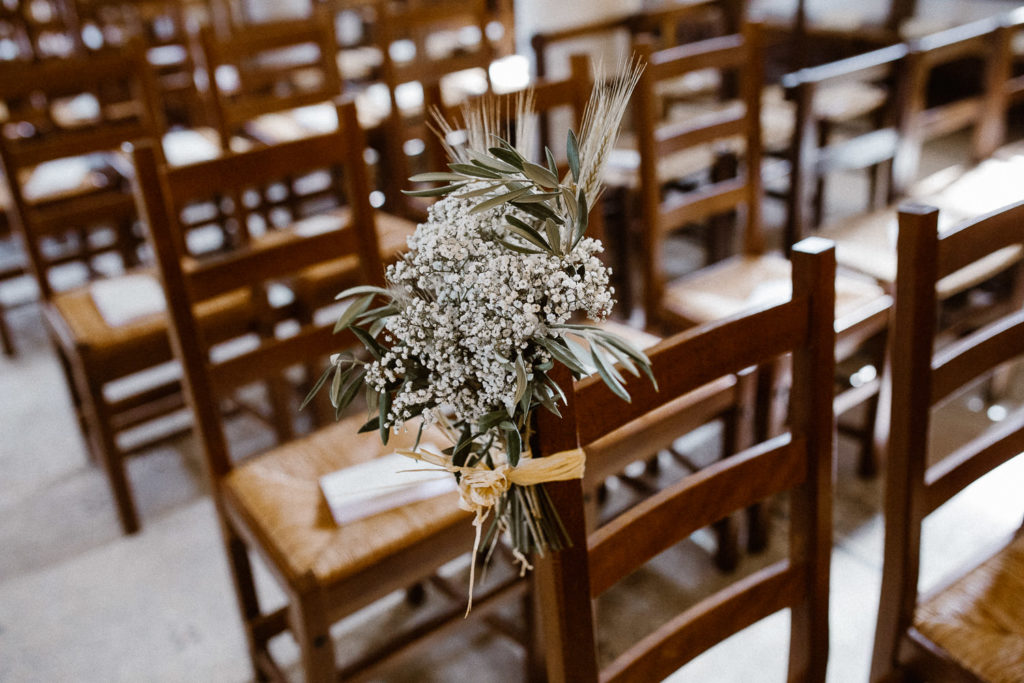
[397,447,585,614]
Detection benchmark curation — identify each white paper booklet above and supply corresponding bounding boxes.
[319,451,455,525]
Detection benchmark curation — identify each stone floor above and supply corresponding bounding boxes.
[3,132,1024,682]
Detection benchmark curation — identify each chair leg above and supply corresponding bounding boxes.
[0,300,14,357]
[53,344,98,463]
[291,591,336,683]
[712,515,740,571]
[222,525,273,682]
[80,372,140,534]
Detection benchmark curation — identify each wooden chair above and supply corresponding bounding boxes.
[634,26,890,479]
[869,201,1024,683]
[0,0,82,60]
[532,237,836,681]
[74,0,206,128]
[0,44,259,533]
[531,0,741,82]
[374,0,498,218]
[130,104,524,681]
[198,8,343,153]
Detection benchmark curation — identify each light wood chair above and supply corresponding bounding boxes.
[130,102,524,681]
[532,237,836,682]
[0,44,244,533]
[869,201,1024,683]
[634,25,891,482]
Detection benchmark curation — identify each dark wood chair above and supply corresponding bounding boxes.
[0,0,82,61]
[130,102,524,681]
[634,25,891,481]
[869,201,1024,683]
[373,0,499,219]
[532,236,836,682]
[0,44,242,533]
[198,8,343,152]
[74,0,206,128]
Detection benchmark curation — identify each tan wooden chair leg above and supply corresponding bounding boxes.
[291,591,336,683]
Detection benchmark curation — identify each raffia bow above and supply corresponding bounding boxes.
[397,446,585,614]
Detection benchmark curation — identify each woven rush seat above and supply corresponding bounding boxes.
[822,155,1024,294]
[47,270,253,379]
[288,207,416,308]
[222,415,469,586]
[914,532,1024,683]
[660,251,886,327]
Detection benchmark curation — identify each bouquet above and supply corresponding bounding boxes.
[309,62,652,605]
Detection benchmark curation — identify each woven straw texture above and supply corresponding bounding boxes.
[50,272,252,379]
[662,252,885,325]
[224,415,468,586]
[915,532,1024,683]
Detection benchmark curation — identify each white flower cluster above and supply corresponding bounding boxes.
[365,190,614,430]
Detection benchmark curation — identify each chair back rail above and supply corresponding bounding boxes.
[634,24,764,323]
[131,100,383,479]
[870,199,1024,681]
[534,237,837,682]
[1001,9,1024,105]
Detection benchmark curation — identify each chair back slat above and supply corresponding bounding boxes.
[588,432,802,596]
[602,559,800,683]
[659,176,747,232]
[534,237,837,681]
[184,226,359,301]
[648,32,747,79]
[924,406,1024,515]
[932,308,1024,405]
[655,111,745,156]
[208,324,358,397]
[575,299,807,443]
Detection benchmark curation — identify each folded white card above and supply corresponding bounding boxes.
[319,450,455,525]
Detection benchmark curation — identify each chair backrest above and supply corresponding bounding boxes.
[74,0,202,124]
[130,100,384,479]
[533,236,836,682]
[0,0,82,60]
[895,18,1007,189]
[199,9,342,150]
[373,0,497,213]
[783,42,909,248]
[0,43,160,297]
[530,0,740,81]
[870,199,1024,679]
[633,24,764,325]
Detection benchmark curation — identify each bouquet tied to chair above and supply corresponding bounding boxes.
[309,62,652,608]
